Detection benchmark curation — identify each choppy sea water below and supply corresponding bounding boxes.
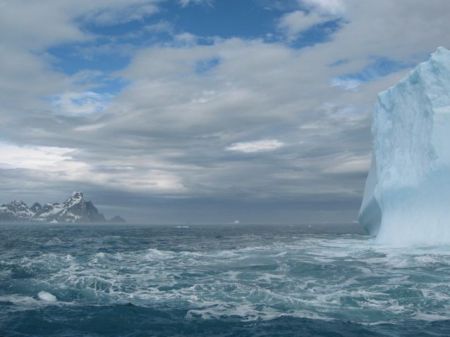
[1,224,450,337]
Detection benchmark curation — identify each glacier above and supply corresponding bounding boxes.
[359,47,450,245]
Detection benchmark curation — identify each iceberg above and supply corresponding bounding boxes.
[359,47,450,244]
[38,291,57,303]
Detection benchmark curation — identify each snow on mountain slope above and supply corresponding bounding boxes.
[0,192,109,223]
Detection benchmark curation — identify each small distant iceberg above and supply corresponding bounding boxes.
[359,47,450,244]
[38,291,57,302]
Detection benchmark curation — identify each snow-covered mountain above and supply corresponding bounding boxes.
[0,192,122,223]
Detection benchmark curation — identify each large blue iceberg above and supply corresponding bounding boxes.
[359,47,450,244]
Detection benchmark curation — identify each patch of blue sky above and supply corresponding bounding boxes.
[80,16,174,44]
[81,18,151,37]
[287,19,344,49]
[48,41,130,75]
[47,38,132,97]
[329,59,349,67]
[332,57,413,90]
[75,0,285,45]
[352,57,412,81]
[44,45,128,103]
[48,14,175,77]
[195,57,220,74]
[160,0,280,40]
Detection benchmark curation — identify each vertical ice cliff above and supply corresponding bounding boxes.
[359,47,450,244]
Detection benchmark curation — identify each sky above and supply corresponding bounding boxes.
[0,0,449,224]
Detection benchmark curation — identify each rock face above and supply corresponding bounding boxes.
[359,47,450,244]
[110,215,126,223]
[0,192,109,223]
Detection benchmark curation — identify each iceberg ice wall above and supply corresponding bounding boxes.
[359,47,450,244]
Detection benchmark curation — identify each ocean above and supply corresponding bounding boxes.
[1,223,450,337]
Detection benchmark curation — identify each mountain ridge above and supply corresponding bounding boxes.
[0,192,125,224]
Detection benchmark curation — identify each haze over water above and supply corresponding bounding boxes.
[1,223,450,337]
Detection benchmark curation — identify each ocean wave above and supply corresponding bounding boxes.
[2,228,450,325]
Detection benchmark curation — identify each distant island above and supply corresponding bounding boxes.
[0,192,125,224]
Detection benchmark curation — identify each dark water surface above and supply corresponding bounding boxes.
[1,223,450,337]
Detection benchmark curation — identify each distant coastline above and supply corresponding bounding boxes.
[0,192,125,224]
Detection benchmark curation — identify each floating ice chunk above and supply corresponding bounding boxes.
[359,47,450,244]
[38,291,57,302]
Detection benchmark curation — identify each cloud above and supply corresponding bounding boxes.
[226,140,285,153]
[0,0,161,50]
[278,10,328,39]
[330,77,361,91]
[51,91,112,117]
[87,3,159,26]
[0,142,184,193]
[322,154,371,174]
[0,142,78,172]
[301,0,345,16]
[178,0,212,8]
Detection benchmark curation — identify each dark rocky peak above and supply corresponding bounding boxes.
[6,200,30,212]
[63,192,85,208]
[30,202,42,213]
[110,215,126,223]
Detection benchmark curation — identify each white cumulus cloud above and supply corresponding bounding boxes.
[226,140,285,153]
[301,0,346,16]
[330,77,362,91]
[0,142,79,172]
[278,11,327,39]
